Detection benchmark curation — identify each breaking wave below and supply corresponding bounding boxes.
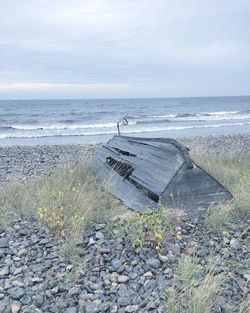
[1,122,250,139]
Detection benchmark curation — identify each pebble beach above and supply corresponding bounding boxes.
[0,134,249,313]
[1,134,250,185]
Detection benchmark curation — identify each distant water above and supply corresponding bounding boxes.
[0,96,250,146]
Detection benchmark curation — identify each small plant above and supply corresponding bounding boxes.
[205,201,235,230]
[37,206,67,236]
[120,207,179,247]
[166,256,225,313]
[179,255,201,284]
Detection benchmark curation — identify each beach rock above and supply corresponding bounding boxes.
[0,200,248,313]
[111,259,123,270]
[125,305,139,312]
[146,258,161,269]
[0,267,9,277]
[65,307,77,313]
[95,231,104,240]
[118,275,129,283]
[0,239,9,248]
[11,302,21,313]
[9,287,25,300]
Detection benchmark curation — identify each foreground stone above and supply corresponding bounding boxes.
[0,217,249,312]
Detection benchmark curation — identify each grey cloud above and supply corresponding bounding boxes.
[0,0,249,98]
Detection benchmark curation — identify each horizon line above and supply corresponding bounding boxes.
[0,94,249,101]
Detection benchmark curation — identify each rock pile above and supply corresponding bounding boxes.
[0,217,249,312]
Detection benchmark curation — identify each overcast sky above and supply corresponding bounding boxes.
[0,0,249,99]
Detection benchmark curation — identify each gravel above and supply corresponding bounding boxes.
[1,134,250,185]
[0,134,249,312]
[0,215,249,312]
[0,143,99,185]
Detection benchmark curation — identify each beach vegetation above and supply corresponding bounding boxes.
[165,255,225,313]
[194,155,250,228]
[0,158,124,239]
[114,207,181,247]
[178,255,202,284]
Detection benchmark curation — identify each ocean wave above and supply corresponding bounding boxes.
[1,122,249,139]
[0,126,13,131]
[141,110,250,123]
[7,122,127,131]
[137,119,172,125]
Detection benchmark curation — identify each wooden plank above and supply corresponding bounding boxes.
[92,135,233,215]
[162,166,232,197]
[92,156,157,212]
[108,138,183,169]
[95,144,181,194]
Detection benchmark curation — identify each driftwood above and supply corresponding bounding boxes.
[92,135,232,215]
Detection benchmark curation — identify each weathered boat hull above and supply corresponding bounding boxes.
[92,135,232,215]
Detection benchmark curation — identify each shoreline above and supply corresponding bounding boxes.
[0,133,250,185]
[0,134,249,312]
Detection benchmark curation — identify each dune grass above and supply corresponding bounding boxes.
[0,158,124,238]
[165,255,225,313]
[193,155,250,228]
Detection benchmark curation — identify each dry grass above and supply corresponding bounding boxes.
[179,255,201,284]
[166,256,225,313]
[194,155,250,227]
[0,158,124,238]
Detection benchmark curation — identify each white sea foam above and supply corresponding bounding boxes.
[1,122,249,139]
[146,111,250,122]
[10,122,120,130]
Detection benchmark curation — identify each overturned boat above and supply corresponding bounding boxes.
[92,135,232,215]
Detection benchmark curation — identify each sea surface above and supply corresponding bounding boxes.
[0,96,250,146]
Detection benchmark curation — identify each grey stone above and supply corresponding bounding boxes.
[22,305,43,313]
[95,231,104,240]
[0,267,9,277]
[144,271,153,278]
[65,307,77,313]
[85,304,98,313]
[0,239,8,248]
[110,305,118,313]
[111,259,123,270]
[197,247,209,257]
[125,305,139,312]
[243,273,250,281]
[13,267,23,276]
[168,244,181,256]
[33,295,44,307]
[118,275,129,283]
[9,287,25,300]
[51,286,59,294]
[118,284,128,297]
[11,301,21,313]
[20,295,32,305]
[118,297,131,306]
[0,248,4,258]
[89,237,96,245]
[18,248,28,257]
[128,272,138,280]
[146,258,161,269]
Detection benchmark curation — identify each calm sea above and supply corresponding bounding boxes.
[0,96,250,146]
